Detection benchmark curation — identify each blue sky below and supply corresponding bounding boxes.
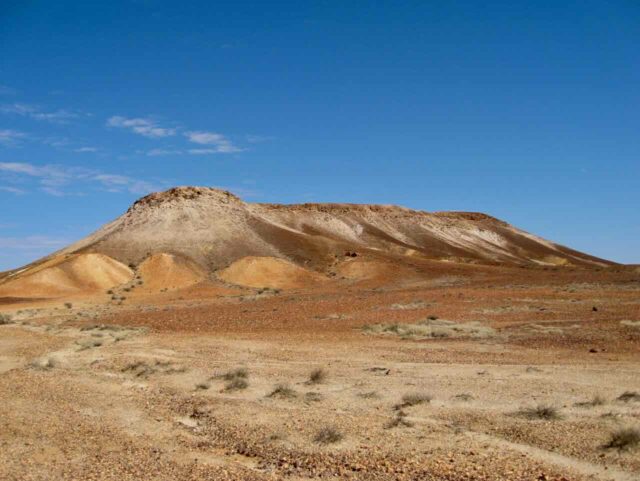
[1,1,638,269]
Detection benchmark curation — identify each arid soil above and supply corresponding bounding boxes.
[1,261,639,481]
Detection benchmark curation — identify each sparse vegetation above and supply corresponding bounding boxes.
[620,320,640,328]
[268,383,297,399]
[220,367,249,381]
[390,301,429,310]
[453,393,474,402]
[517,405,561,420]
[225,377,249,391]
[308,367,327,384]
[64,302,73,309]
[0,313,13,325]
[122,360,186,378]
[385,411,414,429]
[363,318,494,339]
[396,392,432,409]
[358,391,380,399]
[304,392,323,402]
[575,394,606,408]
[195,382,211,390]
[76,338,103,350]
[617,391,640,403]
[605,428,640,451]
[30,357,57,370]
[314,426,343,444]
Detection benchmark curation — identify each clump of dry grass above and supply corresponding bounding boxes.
[220,367,249,381]
[0,313,13,325]
[385,411,414,429]
[358,391,380,400]
[390,301,429,310]
[518,405,561,421]
[122,361,157,378]
[225,377,249,391]
[195,382,211,390]
[363,318,494,339]
[308,368,327,384]
[121,359,185,378]
[575,394,606,408]
[314,426,343,444]
[30,356,57,370]
[304,392,323,403]
[617,391,640,403]
[453,393,474,402]
[268,384,297,399]
[396,392,431,409]
[76,338,103,350]
[216,367,249,390]
[605,428,640,451]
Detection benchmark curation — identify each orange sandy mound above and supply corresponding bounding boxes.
[137,253,206,291]
[0,253,133,298]
[335,258,396,280]
[217,256,327,289]
[334,258,420,284]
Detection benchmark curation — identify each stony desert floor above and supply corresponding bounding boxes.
[1,264,639,481]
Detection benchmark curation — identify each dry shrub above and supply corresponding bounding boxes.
[575,394,606,408]
[453,393,474,402]
[605,428,640,451]
[221,367,249,381]
[358,391,380,400]
[518,405,561,420]
[308,368,327,384]
[268,384,297,399]
[304,392,323,402]
[364,318,494,339]
[225,377,249,391]
[617,391,640,403]
[385,411,414,429]
[30,357,57,370]
[314,426,343,444]
[396,392,431,409]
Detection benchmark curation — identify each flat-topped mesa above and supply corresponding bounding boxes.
[9,185,612,278]
[128,186,242,212]
[258,202,506,227]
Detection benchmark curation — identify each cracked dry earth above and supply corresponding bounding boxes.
[1,269,639,481]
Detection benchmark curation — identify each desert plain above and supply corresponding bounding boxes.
[0,187,638,481]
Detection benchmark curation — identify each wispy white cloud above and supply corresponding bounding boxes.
[1,103,80,124]
[0,162,162,196]
[73,147,98,153]
[0,186,26,195]
[184,130,242,153]
[0,129,27,145]
[187,148,217,155]
[107,116,176,138]
[144,148,183,156]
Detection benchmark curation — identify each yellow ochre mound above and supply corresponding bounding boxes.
[0,253,133,298]
[217,256,327,289]
[137,253,206,291]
